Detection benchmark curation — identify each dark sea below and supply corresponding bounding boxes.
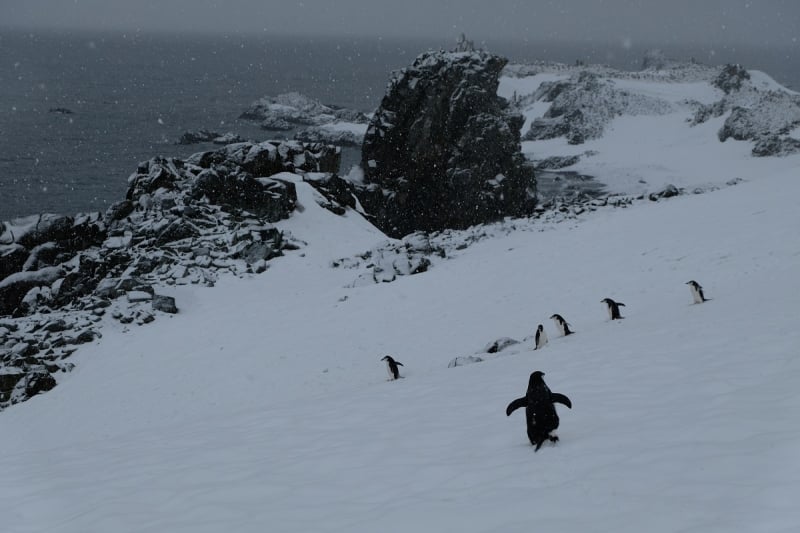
[1,29,797,220]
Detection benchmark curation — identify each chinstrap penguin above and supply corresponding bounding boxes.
[534,324,548,350]
[601,298,625,320]
[506,371,572,451]
[686,280,709,304]
[549,314,574,336]
[381,355,404,380]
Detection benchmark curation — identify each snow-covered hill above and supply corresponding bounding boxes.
[1,149,799,531]
[500,61,800,196]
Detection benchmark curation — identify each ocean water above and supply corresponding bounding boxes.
[1,29,797,220]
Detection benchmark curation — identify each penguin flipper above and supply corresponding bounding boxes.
[551,393,572,409]
[617,302,626,307]
[396,362,404,366]
[506,397,527,416]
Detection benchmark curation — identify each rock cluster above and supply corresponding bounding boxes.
[332,232,445,287]
[0,140,341,409]
[360,48,536,238]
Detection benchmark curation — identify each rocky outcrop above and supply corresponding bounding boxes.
[712,64,751,94]
[689,64,800,156]
[359,48,536,238]
[523,71,673,144]
[0,139,344,410]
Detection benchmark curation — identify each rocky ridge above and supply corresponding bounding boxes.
[0,140,344,410]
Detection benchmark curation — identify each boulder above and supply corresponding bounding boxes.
[152,295,178,314]
[360,47,536,237]
[0,267,64,316]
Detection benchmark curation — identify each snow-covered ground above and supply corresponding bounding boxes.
[2,139,800,532]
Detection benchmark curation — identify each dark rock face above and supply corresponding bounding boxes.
[360,49,536,238]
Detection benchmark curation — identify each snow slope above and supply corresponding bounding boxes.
[1,163,799,531]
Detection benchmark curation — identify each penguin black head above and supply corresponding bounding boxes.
[550,313,562,321]
[686,280,699,288]
[537,324,544,332]
[528,370,546,388]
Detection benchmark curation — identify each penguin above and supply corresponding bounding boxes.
[686,280,709,304]
[549,313,574,336]
[601,298,625,320]
[534,324,548,350]
[506,371,572,451]
[381,355,404,380]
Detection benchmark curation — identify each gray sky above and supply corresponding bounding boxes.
[1,0,798,46]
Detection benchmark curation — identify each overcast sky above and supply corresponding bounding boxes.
[1,0,798,47]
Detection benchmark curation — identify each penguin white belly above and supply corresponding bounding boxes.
[690,286,704,304]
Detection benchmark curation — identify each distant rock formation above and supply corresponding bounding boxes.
[177,130,245,145]
[240,92,369,129]
[359,48,536,238]
[294,126,363,147]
